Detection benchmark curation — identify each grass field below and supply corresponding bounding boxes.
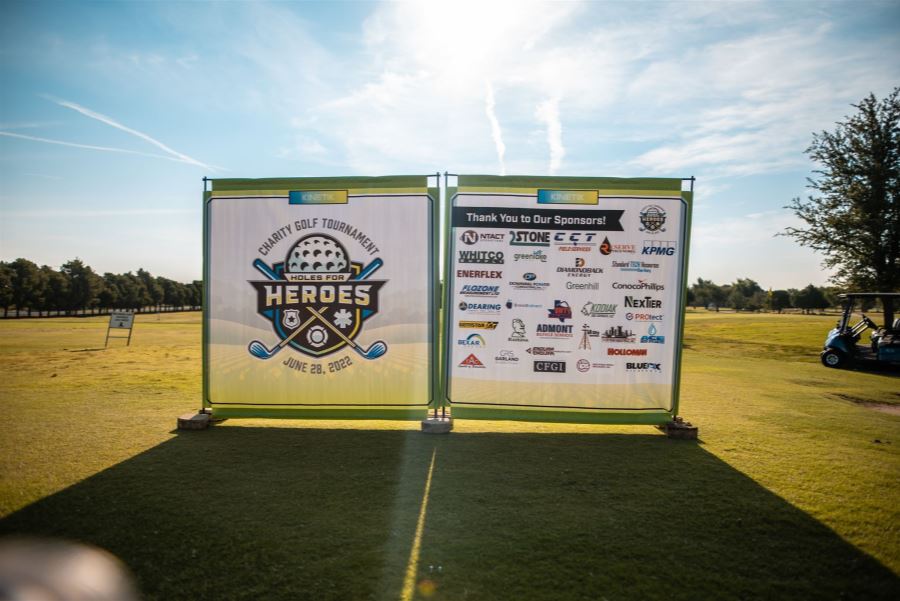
[0,311,898,600]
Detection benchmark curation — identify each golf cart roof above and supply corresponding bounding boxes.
[837,292,900,299]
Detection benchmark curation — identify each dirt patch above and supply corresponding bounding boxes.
[832,393,900,415]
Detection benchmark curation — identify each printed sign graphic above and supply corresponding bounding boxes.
[247,233,387,360]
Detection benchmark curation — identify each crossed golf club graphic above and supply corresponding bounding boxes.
[247,257,388,360]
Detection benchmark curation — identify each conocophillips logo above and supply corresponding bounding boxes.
[639,205,667,233]
[612,281,665,291]
[247,233,386,361]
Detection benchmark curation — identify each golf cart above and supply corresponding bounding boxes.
[820,292,900,368]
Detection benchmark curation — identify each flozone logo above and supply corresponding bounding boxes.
[247,233,387,361]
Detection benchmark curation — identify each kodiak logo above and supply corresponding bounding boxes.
[248,233,386,360]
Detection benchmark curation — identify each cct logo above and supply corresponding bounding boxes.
[534,361,566,373]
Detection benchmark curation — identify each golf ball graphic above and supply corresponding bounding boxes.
[307,325,328,347]
[286,234,350,273]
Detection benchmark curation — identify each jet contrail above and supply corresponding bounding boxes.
[484,80,507,176]
[536,97,565,175]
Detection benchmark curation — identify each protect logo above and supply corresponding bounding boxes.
[247,233,386,360]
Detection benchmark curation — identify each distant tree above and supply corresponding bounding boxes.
[793,284,830,314]
[99,273,121,310]
[9,258,46,317]
[783,88,900,325]
[727,278,763,311]
[187,280,202,309]
[768,290,792,313]
[61,258,103,313]
[0,262,13,317]
[40,265,69,314]
[137,268,163,310]
[690,278,727,311]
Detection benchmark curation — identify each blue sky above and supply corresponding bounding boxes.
[1,0,898,288]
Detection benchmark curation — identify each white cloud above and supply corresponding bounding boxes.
[0,130,192,164]
[535,97,565,175]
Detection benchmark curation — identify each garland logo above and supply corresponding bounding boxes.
[639,205,667,233]
[459,353,485,368]
[247,233,386,360]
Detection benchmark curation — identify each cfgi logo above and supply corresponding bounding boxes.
[534,360,566,373]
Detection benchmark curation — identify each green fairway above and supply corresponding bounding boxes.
[0,311,898,599]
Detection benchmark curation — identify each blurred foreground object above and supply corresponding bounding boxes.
[0,538,139,601]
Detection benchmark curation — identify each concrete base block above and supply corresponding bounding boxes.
[421,417,453,434]
[177,412,211,431]
[657,416,698,440]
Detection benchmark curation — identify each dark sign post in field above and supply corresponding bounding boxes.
[104,311,135,347]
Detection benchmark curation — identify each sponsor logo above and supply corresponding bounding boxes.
[599,237,636,255]
[459,354,486,368]
[613,281,665,291]
[626,362,662,372]
[612,260,660,274]
[526,346,571,356]
[460,230,505,245]
[576,359,614,372]
[601,325,636,343]
[457,269,503,279]
[536,323,574,338]
[547,300,572,322]
[577,324,601,350]
[534,360,566,373]
[248,232,386,360]
[581,301,617,318]
[566,281,599,291]
[495,350,519,364]
[640,323,666,344]
[624,296,663,309]
[510,272,550,291]
[459,250,504,264]
[553,232,597,245]
[513,250,548,262]
[509,318,529,342]
[557,258,603,277]
[459,301,501,314]
[608,347,648,356]
[457,333,486,347]
[509,230,550,247]
[625,312,664,322]
[460,284,500,297]
[459,320,498,330]
[506,299,542,310]
[642,240,676,256]
[639,205,667,233]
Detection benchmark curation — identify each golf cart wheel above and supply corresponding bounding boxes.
[821,349,846,368]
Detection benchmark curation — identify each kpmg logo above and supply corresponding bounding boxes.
[642,240,676,256]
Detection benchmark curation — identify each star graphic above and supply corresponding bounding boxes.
[333,309,353,329]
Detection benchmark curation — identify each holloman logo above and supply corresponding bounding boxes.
[608,348,648,356]
[248,233,387,361]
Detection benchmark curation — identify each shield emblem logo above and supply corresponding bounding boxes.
[282,309,301,329]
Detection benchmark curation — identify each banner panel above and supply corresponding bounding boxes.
[444,175,691,423]
[204,177,436,419]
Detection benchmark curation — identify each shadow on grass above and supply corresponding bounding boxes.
[1,427,897,600]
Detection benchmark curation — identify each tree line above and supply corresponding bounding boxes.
[688,278,845,313]
[0,258,201,318]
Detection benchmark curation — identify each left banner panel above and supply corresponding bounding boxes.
[203,176,438,420]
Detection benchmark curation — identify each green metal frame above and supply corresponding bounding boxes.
[441,174,694,425]
[202,175,441,419]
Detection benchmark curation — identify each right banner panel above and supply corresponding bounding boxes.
[444,175,692,424]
